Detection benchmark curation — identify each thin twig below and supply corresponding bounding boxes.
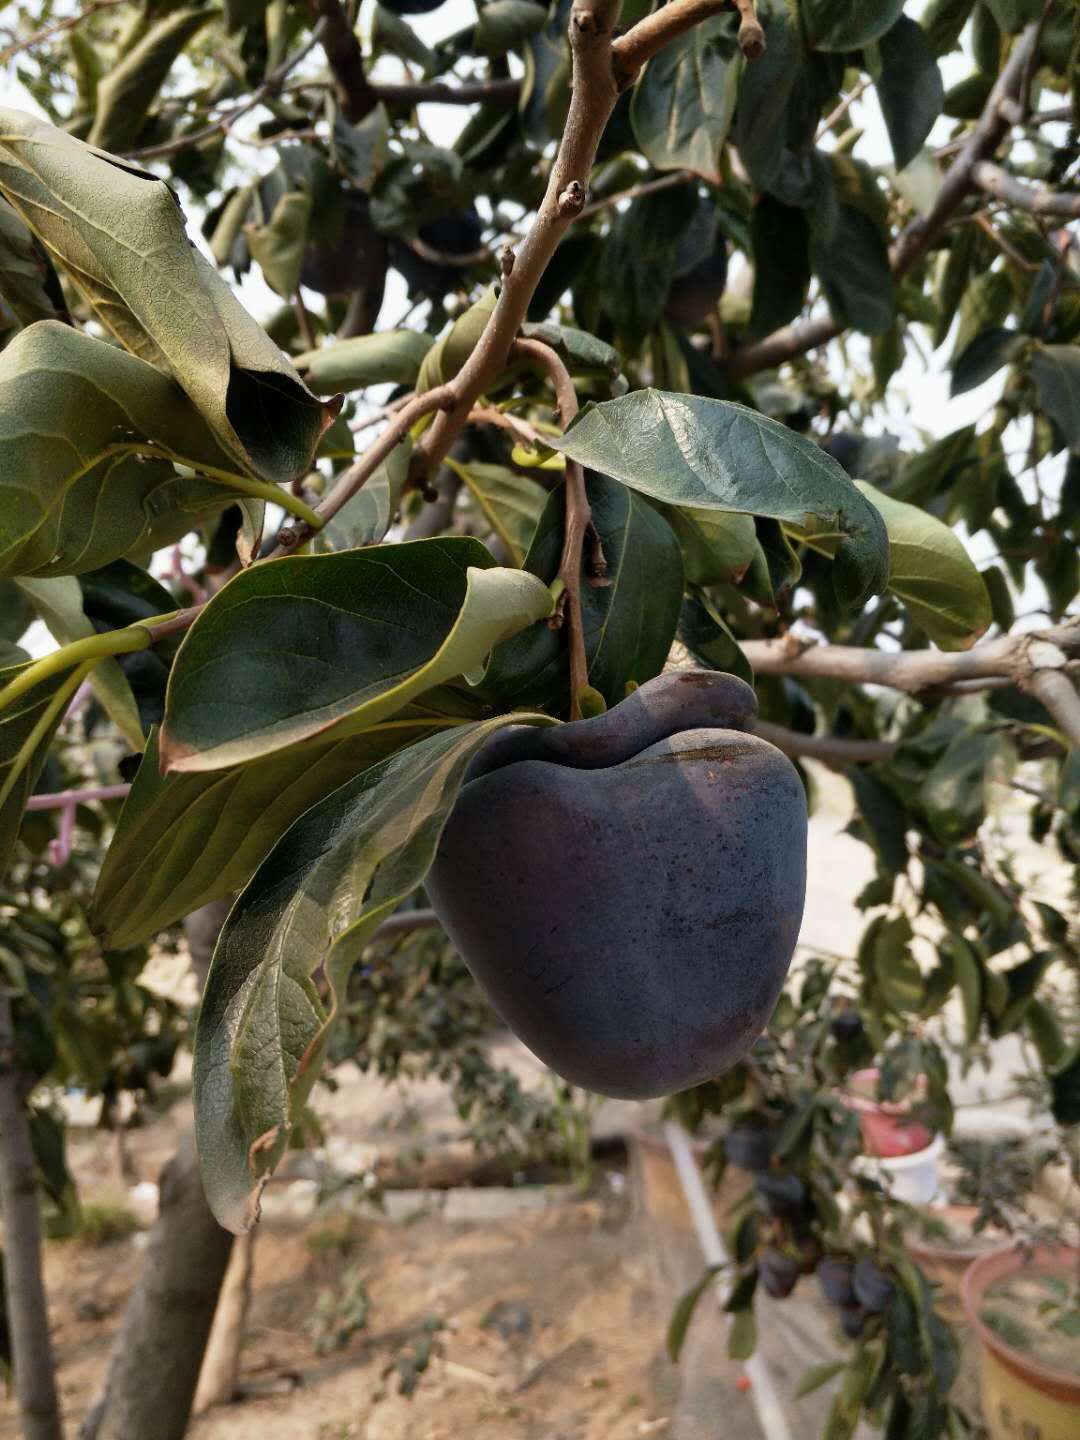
[969,212,1040,272]
[817,77,870,138]
[0,0,124,63]
[511,337,592,719]
[126,22,327,160]
[612,0,763,77]
[577,167,696,221]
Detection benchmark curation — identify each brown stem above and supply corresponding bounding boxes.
[292,292,316,350]
[510,337,594,719]
[311,0,378,123]
[612,0,763,78]
[271,384,456,554]
[577,167,697,221]
[374,77,521,106]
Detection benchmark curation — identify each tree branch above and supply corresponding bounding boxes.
[751,721,897,766]
[0,989,64,1440]
[972,161,1080,218]
[729,21,1044,379]
[612,0,763,79]
[1023,669,1080,745]
[739,622,1080,697]
[373,77,521,106]
[311,0,378,123]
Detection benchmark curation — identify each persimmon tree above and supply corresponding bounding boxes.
[0,0,1078,1438]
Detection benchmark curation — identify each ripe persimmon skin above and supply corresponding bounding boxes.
[427,671,807,1099]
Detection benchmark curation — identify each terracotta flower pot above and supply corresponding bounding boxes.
[906,1205,1010,1324]
[962,1244,1080,1440]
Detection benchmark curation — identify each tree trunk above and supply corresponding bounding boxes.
[87,1132,233,1440]
[0,988,65,1440]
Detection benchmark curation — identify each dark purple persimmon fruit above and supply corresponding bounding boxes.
[426,670,808,1099]
[760,1247,801,1299]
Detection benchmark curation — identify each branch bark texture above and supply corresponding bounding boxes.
[0,990,64,1440]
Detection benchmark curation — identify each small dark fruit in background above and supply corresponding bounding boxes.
[852,1257,895,1313]
[725,1121,772,1173]
[829,1008,864,1043]
[839,1304,867,1339]
[817,1258,857,1308]
[755,1172,808,1219]
[759,1247,801,1299]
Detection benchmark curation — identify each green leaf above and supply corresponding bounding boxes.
[630,20,739,182]
[921,730,1004,844]
[921,0,977,54]
[0,657,87,877]
[950,327,1020,397]
[855,481,992,650]
[749,197,811,339]
[0,197,64,328]
[193,716,549,1230]
[802,0,905,51]
[295,330,435,396]
[450,460,547,566]
[667,1265,723,1362]
[519,321,622,386]
[735,0,803,190]
[665,507,758,586]
[0,322,273,580]
[551,390,889,607]
[896,425,977,505]
[952,269,1013,363]
[945,936,983,1046]
[876,938,924,1012]
[482,473,684,712]
[371,4,437,73]
[0,109,338,485]
[796,1360,846,1398]
[331,105,390,193]
[92,695,482,947]
[1050,1043,1080,1126]
[1030,344,1080,451]
[86,7,213,154]
[813,204,895,337]
[416,287,498,392]
[475,0,546,55]
[595,186,701,345]
[244,189,311,299]
[160,538,553,772]
[728,1305,757,1361]
[14,576,144,749]
[873,17,945,170]
[315,439,410,551]
[850,769,908,873]
[677,592,754,686]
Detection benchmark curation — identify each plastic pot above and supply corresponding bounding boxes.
[853,1134,945,1205]
[843,1067,933,1158]
[962,1244,1080,1440]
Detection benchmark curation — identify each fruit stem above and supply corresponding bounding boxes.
[509,336,592,720]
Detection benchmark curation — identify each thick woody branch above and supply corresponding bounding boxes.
[1024,669,1080,746]
[730,21,1043,379]
[751,721,897,767]
[312,0,378,123]
[972,161,1080,218]
[374,77,521,106]
[612,0,763,79]
[740,622,1080,699]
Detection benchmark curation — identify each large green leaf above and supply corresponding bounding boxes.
[551,391,889,606]
[475,0,547,54]
[735,0,803,191]
[802,0,905,51]
[665,506,758,586]
[14,576,144,748]
[295,330,435,396]
[1030,344,1080,452]
[92,691,483,947]
[795,481,991,649]
[812,204,895,337]
[0,321,270,579]
[482,473,685,710]
[193,715,549,1231]
[86,7,213,154]
[595,186,702,345]
[0,109,337,484]
[160,538,553,772]
[0,657,88,877]
[630,20,739,182]
[749,196,811,339]
[872,17,944,170]
[921,729,1009,843]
